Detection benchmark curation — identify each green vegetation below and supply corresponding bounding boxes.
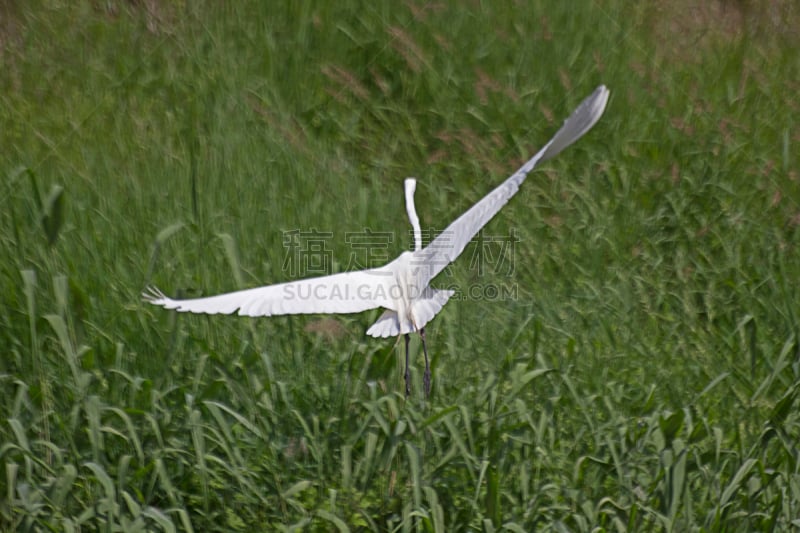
[2,1,799,530]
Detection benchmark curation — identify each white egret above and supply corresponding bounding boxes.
[144,84,610,397]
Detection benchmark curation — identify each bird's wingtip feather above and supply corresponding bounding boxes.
[142,285,168,305]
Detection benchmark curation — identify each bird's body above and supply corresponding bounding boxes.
[145,85,610,396]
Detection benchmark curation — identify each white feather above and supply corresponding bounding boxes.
[143,268,395,316]
[414,85,610,286]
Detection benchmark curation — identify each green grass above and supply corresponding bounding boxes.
[2,0,800,530]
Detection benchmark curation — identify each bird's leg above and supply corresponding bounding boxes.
[404,333,411,397]
[420,328,431,398]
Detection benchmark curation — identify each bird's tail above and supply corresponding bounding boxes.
[366,288,454,338]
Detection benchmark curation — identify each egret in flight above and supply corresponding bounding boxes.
[145,85,609,397]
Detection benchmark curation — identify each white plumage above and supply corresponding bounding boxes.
[145,85,610,395]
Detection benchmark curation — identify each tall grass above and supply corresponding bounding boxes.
[1,1,799,530]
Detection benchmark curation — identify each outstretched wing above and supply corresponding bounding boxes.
[414,85,610,283]
[144,267,396,317]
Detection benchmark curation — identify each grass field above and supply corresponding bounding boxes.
[2,1,800,530]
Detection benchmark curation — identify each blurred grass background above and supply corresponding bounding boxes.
[1,0,799,530]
